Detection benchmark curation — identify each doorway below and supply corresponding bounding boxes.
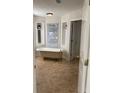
[70,20,82,61]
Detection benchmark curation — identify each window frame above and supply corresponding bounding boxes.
[46,23,60,48]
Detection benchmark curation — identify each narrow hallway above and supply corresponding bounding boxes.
[36,57,79,93]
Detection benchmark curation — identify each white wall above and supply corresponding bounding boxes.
[33,61,37,93]
[61,9,83,61]
[46,16,61,23]
[33,15,37,93]
[78,0,90,93]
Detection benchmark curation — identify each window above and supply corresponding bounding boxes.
[37,23,42,44]
[38,30,41,43]
[47,23,59,48]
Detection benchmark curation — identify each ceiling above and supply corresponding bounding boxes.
[33,0,84,17]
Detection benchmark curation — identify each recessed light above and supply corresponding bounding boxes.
[46,13,53,16]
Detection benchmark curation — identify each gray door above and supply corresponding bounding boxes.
[70,20,82,60]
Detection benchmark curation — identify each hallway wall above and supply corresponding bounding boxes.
[61,9,83,61]
[78,0,90,93]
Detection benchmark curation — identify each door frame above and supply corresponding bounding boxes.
[70,20,82,61]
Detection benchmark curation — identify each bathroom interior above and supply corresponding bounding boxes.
[33,0,90,93]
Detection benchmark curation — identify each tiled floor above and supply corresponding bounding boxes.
[36,57,79,93]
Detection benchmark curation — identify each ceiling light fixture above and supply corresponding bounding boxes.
[56,0,62,4]
[46,13,53,16]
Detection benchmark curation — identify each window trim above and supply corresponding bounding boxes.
[46,23,60,48]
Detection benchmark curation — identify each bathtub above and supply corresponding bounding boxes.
[36,47,63,59]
